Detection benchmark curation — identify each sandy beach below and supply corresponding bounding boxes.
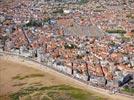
[0,54,133,100]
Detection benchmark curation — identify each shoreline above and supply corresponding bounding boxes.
[0,53,134,100]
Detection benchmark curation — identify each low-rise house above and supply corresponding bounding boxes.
[0,47,3,52]
[130,57,134,68]
[114,70,124,83]
[90,75,106,86]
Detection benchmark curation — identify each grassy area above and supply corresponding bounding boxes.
[79,0,89,5]
[12,73,45,80]
[12,83,27,87]
[53,8,64,14]
[126,14,134,19]
[106,29,126,34]
[122,87,134,95]
[22,18,51,27]
[108,41,116,46]
[64,43,77,49]
[10,84,106,100]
